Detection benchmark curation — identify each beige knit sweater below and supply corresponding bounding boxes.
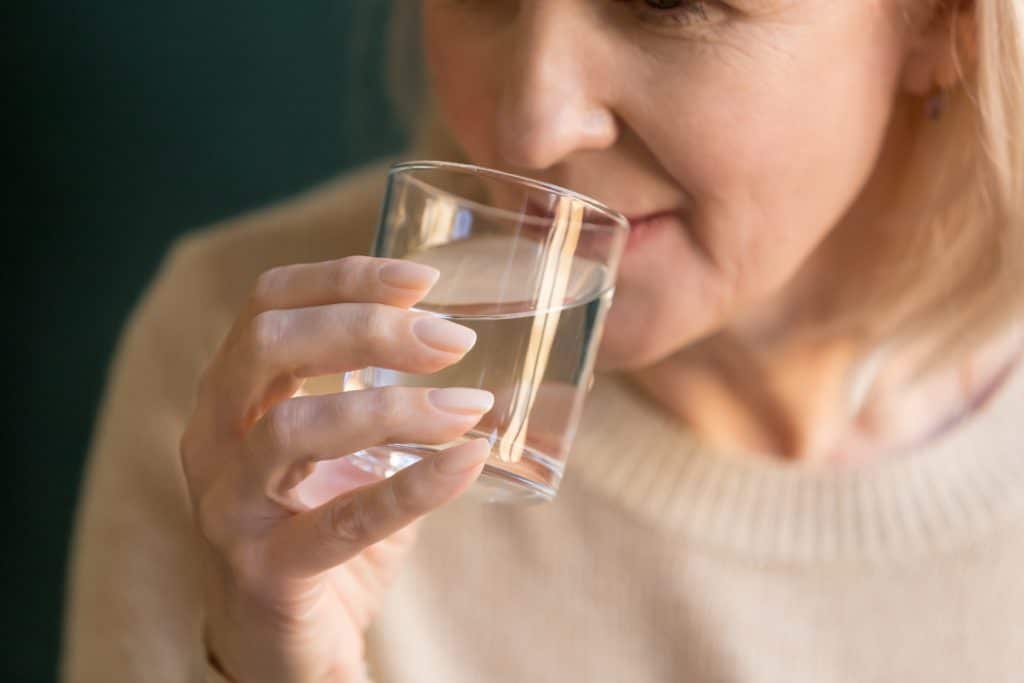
[62,162,1024,683]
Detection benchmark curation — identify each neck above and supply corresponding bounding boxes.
[625,316,1023,464]
[625,331,857,461]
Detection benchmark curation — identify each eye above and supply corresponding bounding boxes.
[617,0,723,28]
[646,0,696,8]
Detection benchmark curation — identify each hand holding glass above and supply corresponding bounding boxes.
[343,161,629,503]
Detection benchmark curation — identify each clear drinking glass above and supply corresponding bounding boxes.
[343,161,629,503]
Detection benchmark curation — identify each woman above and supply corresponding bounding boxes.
[63,1,1024,681]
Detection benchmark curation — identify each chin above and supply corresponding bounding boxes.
[594,346,653,372]
[594,305,680,372]
[594,284,724,372]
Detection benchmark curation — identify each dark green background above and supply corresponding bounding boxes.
[13,2,404,679]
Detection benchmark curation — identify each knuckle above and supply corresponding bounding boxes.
[321,392,354,429]
[249,266,287,311]
[390,470,431,516]
[337,254,372,270]
[364,386,403,425]
[296,395,327,427]
[325,494,368,545]
[256,402,299,455]
[248,310,287,362]
[339,254,376,272]
[327,260,354,297]
[195,491,271,593]
[329,254,374,296]
[355,304,393,355]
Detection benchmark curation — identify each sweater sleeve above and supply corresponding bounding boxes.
[61,236,226,682]
[61,165,388,682]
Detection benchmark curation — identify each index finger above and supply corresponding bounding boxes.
[246,255,440,317]
[214,254,441,391]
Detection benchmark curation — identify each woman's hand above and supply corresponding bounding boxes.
[180,256,493,682]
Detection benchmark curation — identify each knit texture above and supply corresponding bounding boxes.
[62,162,1024,683]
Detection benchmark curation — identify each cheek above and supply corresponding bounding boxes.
[601,11,907,367]
[633,14,905,302]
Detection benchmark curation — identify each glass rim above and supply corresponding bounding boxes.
[389,160,631,235]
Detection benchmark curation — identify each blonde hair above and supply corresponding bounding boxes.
[386,1,1024,374]
[847,0,1024,372]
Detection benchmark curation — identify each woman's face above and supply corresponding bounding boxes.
[422,0,917,369]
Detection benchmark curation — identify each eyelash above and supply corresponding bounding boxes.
[621,0,713,27]
[441,1,720,32]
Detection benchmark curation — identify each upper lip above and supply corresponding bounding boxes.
[523,197,678,227]
[622,209,678,225]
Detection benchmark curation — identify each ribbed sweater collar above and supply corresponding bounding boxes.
[571,362,1024,565]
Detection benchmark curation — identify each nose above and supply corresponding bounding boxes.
[495,5,618,171]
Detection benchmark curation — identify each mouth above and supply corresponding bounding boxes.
[519,196,680,253]
[623,211,680,251]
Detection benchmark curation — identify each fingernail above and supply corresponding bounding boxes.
[379,261,440,290]
[428,388,494,415]
[412,317,477,354]
[435,439,490,475]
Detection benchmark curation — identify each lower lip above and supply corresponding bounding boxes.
[626,212,677,251]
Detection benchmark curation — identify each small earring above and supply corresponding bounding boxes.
[925,88,949,121]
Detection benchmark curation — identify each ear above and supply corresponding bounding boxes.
[901,1,978,97]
